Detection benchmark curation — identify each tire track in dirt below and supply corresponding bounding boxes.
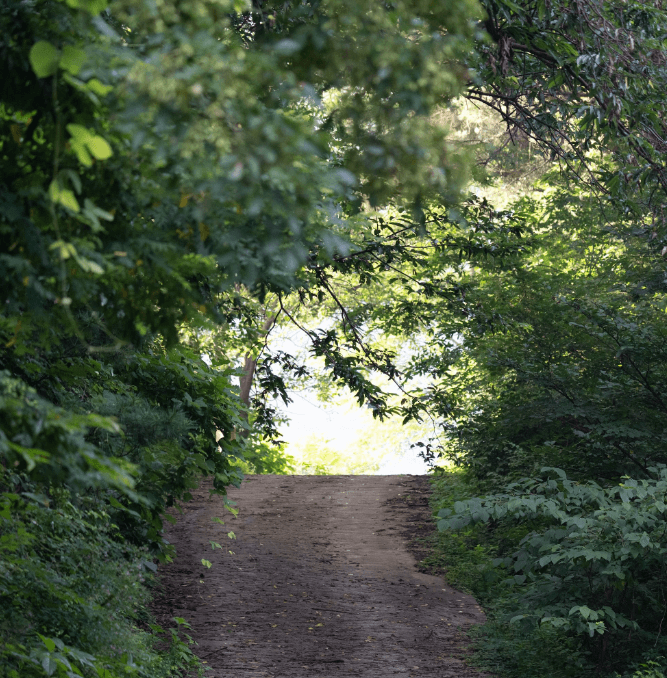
[154,475,491,677]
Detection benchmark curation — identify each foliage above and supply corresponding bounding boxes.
[427,469,591,678]
[471,0,667,229]
[615,658,667,678]
[435,464,667,674]
[424,470,502,601]
[426,213,667,483]
[411,175,667,675]
[0,370,134,497]
[0,480,202,678]
[6,0,667,676]
[1,0,486,674]
[233,441,296,476]
[440,467,667,647]
[288,433,381,475]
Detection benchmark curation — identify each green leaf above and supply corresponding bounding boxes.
[49,239,78,260]
[60,169,82,195]
[7,441,50,470]
[201,558,212,568]
[49,180,81,212]
[66,125,94,167]
[86,78,113,96]
[65,0,108,13]
[41,655,57,676]
[38,635,56,653]
[66,124,113,166]
[29,41,59,78]
[82,198,114,233]
[60,45,86,75]
[87,136,112,160]
[75,256,104,275]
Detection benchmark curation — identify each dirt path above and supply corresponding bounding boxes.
[154,475,490,677]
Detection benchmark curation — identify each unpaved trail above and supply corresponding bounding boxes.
[154,475,490,677]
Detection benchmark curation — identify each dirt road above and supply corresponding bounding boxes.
[154,475,490,677]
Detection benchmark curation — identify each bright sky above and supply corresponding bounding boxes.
[280,390,431,475]
[204,319,435,475]
[272,322,432,475]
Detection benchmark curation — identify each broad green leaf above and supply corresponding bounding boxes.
[29,41,59,78]
[87,136,112,160]
[60,45,86,75]
[82,198,114,233]
[65,0,108,13]
[6,441,50,471]
[76,256,104,275]
[66,124,94,167]
[59,169,82,195]
[38,635,56,652]
[41,655,57,676]
[49,239,78,260]
[86,78,113,96]
[66,124,112,166]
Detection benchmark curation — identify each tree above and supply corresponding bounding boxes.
[470,0,667,225]
[0,0,484,675]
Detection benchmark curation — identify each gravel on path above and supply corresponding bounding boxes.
[153,474,491,678]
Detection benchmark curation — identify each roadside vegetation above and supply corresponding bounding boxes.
[427,469,667,678]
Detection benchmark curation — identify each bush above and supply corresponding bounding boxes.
[0,482,201,678]
[428,469,591,677]
[435,467,667,674]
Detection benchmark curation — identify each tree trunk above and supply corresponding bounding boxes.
[238,313,277,431]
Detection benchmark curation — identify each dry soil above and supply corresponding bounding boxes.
[153,474,491,678]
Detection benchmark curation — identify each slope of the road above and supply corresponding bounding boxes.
[154,475,491,677]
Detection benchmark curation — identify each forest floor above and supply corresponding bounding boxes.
[153,475,491,677]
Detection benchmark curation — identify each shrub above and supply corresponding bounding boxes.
[0,483,201,678]
[438,467,667,673]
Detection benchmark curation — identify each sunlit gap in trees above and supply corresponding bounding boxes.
[266,323,439,476]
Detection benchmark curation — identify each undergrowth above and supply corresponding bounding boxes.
[0,475,203,678]
[425,469,667,678]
